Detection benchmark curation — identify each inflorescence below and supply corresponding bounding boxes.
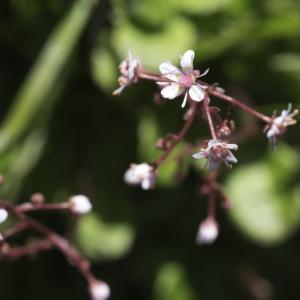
[0,178,110,300]
[114,49,298,245]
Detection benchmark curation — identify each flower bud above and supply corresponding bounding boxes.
[89,280,110,300]
[124,163,156,190]
[196,218,218,245]
[69,195,92,215]
[0,208,8,224]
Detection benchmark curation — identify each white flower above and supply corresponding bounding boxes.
[196,218,219,245]
[89,280,110,300]
[69,195,92,215]
[0,208,8,224]
[266,103,298,146]
[192,139,238,171]
[158,50,208,108]
[113,51,141,96]
[124,163,156,190]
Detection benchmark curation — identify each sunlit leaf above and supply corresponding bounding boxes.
[170,0,232,15]
[111,17,196,70]
[153,262,198,300]
[226,144,300,245]
[76,213,135,261]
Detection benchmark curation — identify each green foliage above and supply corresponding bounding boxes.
[154,263,197,300]
[226,145,300,245]
[76,213,135,260]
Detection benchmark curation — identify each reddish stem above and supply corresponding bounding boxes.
[0,201,96,284]
[0,239,53,260]
[153,102,199,168]
[16,202,70,213]
[204,85,271,123]
[138,71,272,124]
[202,96,217,140]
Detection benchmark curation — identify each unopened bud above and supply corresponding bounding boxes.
[0,209,8,224]
[89,280,110,300]
[69,195,92,215]
[31,193,45,204]
[196,218,219,245]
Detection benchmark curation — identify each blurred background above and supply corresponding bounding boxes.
[0,0,300,299]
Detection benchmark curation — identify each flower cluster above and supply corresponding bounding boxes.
[0,182,109,300]
[114,49,298,245]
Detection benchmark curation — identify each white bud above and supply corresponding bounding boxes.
[0,232,4,241]
[89,280,110,300]
[69,195,92,215]
[124,163,156,190]
[196,218,218,245]
[0,208,8,224]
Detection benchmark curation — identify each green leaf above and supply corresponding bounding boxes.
[128,0,175,28]
[170,0,232,15]
[111,17,196,70]
[0,0,98,153]
[91,43,119,92]
[76,213,135,261]
[226,144,300,245]
[153,262,198,300]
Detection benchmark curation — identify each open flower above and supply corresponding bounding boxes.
[158,50,208,108]
[124,163,156,190]
[192,139,238,171]
[196,218,219,245]
[266,103,298,147]
[113,51,141,96]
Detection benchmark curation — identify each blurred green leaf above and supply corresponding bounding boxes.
[153,262,198,300]
[170,0,232,15]
[76,213,135,261]
[0,0,98,153]
[270,53,300,75]
[111,17,196,69]
[91,43,119,92]
[129,0,174,28]
[226,144,300,245]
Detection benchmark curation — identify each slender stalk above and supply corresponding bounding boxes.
[153,102,199,168]
[16,202,70,213]
[202,96,217,140]
[207,191,216,219]
[205,86,271,123]
[0,201,95,284]
[0,240,53,260]
[138,71,272,124]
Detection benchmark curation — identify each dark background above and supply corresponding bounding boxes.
[0,0,300,299]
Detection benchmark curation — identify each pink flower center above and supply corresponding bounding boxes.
[179,74,194,88]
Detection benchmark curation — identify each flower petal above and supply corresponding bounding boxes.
[161,83,185,99]
[180,50,195,73]
[226,143,238,150]
[181,91,189,108]
[192,151,205,159]
[159,61,181,81]
[198,68,209,78]
[188,84,205,102]
[225,151,238,163]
